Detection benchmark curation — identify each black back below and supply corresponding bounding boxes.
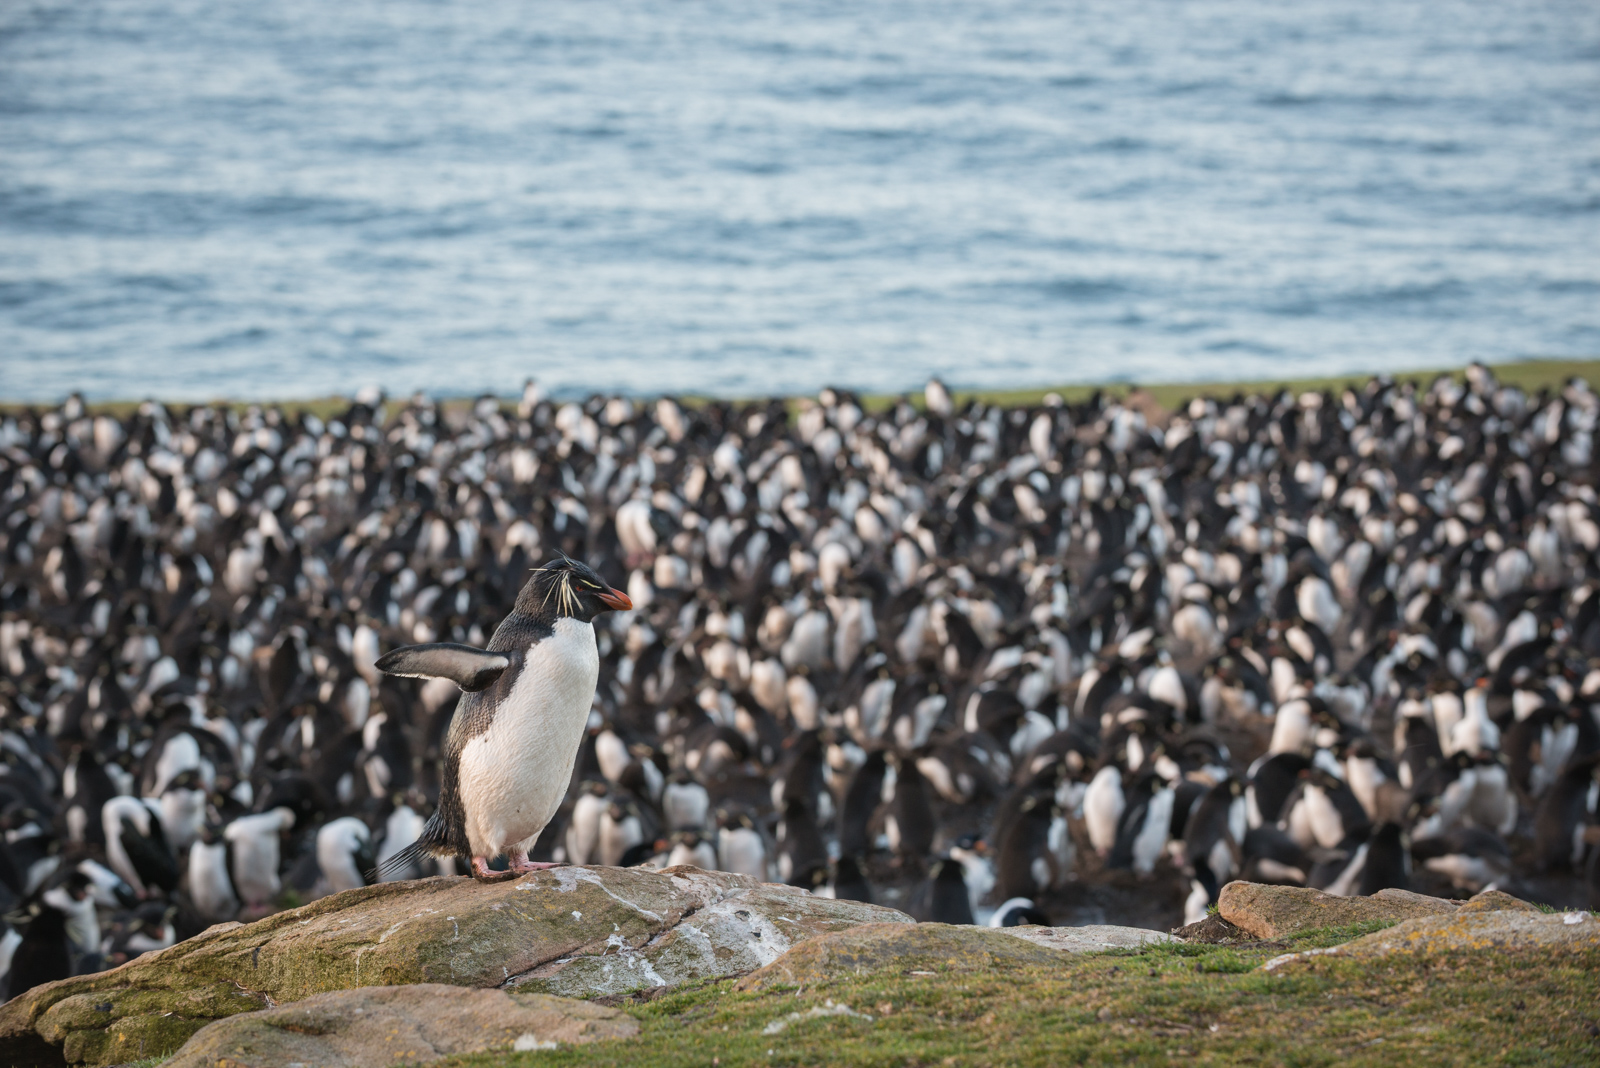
[909,858,975,925]
[6,906,71,1001]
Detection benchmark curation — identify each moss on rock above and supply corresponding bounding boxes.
[1218,881,1459,940]
[163,985,638,1068]
[0,866,906,1066]
[735,923,1070,991]
[1263,907,1600,972]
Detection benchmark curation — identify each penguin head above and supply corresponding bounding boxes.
[165,769,205,795]
[63,871,93,902]
[516,556,632,622]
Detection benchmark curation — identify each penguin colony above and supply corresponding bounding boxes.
[2,366,1600,1001]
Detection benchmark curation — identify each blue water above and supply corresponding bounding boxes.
[1,0,1597,402]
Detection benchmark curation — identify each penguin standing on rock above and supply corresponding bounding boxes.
[376,558,631,880]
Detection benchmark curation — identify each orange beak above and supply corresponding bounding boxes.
[597,587,633,611]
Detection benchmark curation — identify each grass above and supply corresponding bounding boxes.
[428,928,1600,1068]
[7,358,1600,422]
[923,357,1600,415]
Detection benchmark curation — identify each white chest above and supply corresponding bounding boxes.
[457,618,599,856]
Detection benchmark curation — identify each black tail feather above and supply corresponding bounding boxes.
[368,814,449,882]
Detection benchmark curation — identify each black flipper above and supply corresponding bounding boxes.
[375,644,510,692]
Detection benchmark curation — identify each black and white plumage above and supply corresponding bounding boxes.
[1532,753,1600,872]
[775,797,828,887]
[11,369,1600,958]
[565,783,611,867]
[1082,765,1124,857]
[665,831,718,870]
[316,816,376,894]
[994,793,1060,900]
[885,755,935,860]
[829,855,873,903]
[989,896,1051,927]
[102,795,178,898]
[662,772,711,832]
[1182,778,1246,905]
[225,807,296,909]
[597,800,646,867]
[374,803,429,882]
[717,813,768,880]
[908,858,977,925]
[4,899,73,1001]
[376,558,631,881]
[187,827,240,921]
[1356,822,1410,896]
[1241,824,1311,886]
[1412,826,1512,892]
[42,872,100,968]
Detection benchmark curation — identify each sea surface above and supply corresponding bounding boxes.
[1,0,1597,402]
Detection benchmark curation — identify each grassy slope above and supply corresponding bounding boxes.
[935,357,1600,414]
[9,359,1599,421]
[433,926,1600,1068]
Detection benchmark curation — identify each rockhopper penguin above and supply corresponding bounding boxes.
[376,557,631,880]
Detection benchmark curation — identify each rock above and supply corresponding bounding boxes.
[162,984,636,1068]
[35,983,271,1068]
[997,925,1176,953]
[1368,888,1459,913]
[0,865,907,1067]
[1457,889,1542,915]
[1217,881,1457,940]
[736,923,1065,990]
[510,879,905,998]
[736,921,1173,992]
[1263,909,1600,971]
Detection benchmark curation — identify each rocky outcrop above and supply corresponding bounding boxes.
[997,924,1175,954]
[507,876,909,998]
[27,981,271,1068]
[1217,881,1459,939]
[735,921,1175,992]
[0,866,908,1067]
[162,985,637,1068]
[1263,909,1600,971]
[1455,889,1543,916]
[1218,882,1560,944]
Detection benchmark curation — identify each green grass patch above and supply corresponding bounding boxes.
[928,357,1600,415]
[1190,951,1260,975]
[1282,920,1400,950]
[431,939,1600,1068]
[9,358,1599,419]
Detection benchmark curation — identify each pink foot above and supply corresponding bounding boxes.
[469,856,517,881]
[509,859,566,873]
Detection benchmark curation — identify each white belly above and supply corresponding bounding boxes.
[457,618,599,858]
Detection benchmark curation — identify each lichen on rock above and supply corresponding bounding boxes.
[0,865,909,1067]
[735,921,1167,992]
[162,984,638,1068]
[512,881,908,998]
[997,925,1176,953]
[1217,880,1459,940]
[1262,908,1600,971]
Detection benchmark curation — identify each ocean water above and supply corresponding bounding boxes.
[1,0,1597,402]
